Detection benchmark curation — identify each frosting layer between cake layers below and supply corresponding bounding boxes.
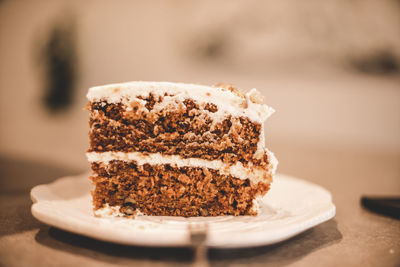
[86,150,277,184]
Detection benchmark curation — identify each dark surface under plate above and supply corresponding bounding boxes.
[1,143,399,266]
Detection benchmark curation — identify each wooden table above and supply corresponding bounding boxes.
[1,143,399,266]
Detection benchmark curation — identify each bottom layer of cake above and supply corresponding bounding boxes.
[91,160,271,217]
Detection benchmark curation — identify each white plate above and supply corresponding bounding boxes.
[30,173,335,248]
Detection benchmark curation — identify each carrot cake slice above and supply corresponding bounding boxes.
[86,81,278,217]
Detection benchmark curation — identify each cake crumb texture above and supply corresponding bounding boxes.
[91,161,270,216]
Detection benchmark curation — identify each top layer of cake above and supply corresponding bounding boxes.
[87,81,275,124]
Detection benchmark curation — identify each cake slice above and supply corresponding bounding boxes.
[86,81,277,217]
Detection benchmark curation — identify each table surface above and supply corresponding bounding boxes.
[1,142,399,267]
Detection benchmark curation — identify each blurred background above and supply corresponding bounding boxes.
[0,0,399,172]
[1,1,400,265]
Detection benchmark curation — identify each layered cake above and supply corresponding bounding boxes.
[86,81,277,217]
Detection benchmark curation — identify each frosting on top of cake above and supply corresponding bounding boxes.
[87,81,275,123]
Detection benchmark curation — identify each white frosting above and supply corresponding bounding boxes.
[253,123,266,160]
[94,204,144,218]
[265,149,279,175]
[94,204,123,217]
[87,151,276,184]
[251,197,262,214]
[87,81,275,123]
